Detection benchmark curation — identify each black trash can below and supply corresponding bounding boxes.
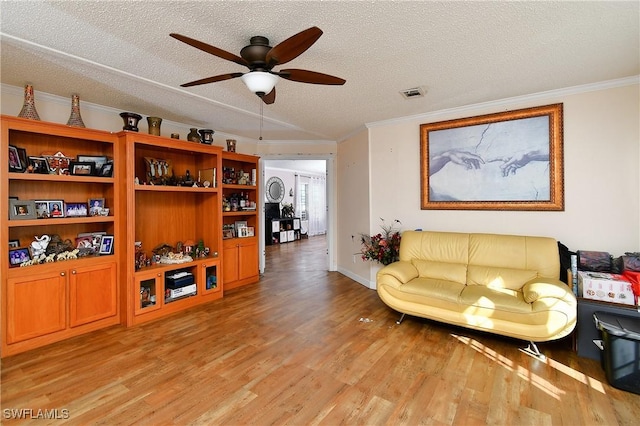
[594,311,640,394]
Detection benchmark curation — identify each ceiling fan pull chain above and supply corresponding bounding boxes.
[259,101,264,141]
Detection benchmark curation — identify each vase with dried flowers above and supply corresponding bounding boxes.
[359,218,402,266]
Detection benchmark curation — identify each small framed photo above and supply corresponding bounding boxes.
[88,198,105,216]
[78,232,105,251]
[66,202,88,217]
[28,156,50,174]
[17,148,28,170]
[8,145,25,172]
[9,247,31,267]
[69,161,95,176]
[238,227,250,238]
[75,235,95,249]
[48,201,65,218]
[35,200,51,218]
[99,235,114,255]
[100,162,114,177]
[222,229,234,239]
[235,220,248,235]
[9,239,20,248]
[9,199,36,220]
[77,155,109,174]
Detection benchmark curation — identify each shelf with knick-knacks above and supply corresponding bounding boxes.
[221,152,259,233]
[221,151,260,290]
[1,115,122,358]
[120,131,224,326]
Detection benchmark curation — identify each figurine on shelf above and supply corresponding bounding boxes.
[135,241,147,270]
[152,243,174,257]
[196,240,206,257]
[30,234,51,257]
[183,170,193,186]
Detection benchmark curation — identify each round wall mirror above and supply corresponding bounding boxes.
[266,176,285,203]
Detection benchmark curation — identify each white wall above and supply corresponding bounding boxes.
[336,128,373,287]
[263,167,297,206]
[339,80,640,288]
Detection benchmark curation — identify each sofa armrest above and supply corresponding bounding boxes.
[522,277,575,304]
[377,261,419,285]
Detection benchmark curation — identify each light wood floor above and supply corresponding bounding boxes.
[2,235,639,425]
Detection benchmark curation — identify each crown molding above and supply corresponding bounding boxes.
[365,75,640,130]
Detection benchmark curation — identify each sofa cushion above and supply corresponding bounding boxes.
[459,285,532,314]
[467,265,538,290]
[400,277,465,304]
[400,231,469,264]
[469,233,560,279]
[411,259,467,285]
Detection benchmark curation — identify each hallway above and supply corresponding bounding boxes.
[264,235,327,273]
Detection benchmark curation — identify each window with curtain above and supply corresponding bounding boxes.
[299,183,308,220]
[296,174,326,236]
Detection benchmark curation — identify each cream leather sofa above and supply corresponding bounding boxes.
[376,231,577,344]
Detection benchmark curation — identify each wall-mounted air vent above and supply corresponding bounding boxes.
[400,87,425,99]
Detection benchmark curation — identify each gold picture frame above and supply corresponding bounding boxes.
[420,103,564,211]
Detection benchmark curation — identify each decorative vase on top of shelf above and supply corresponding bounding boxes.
[17,84,41,121]
[147,116,162,136]
[66,94,86,127]
[120,112,142,132]
[199,129,214,144]
[187,128,201,143]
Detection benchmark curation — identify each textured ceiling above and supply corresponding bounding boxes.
[1,1,638,141]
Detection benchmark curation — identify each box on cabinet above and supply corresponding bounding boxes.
[578,271,635,305]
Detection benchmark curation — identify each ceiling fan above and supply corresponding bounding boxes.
[170,26,346,105]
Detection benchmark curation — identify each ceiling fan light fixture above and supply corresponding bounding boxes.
[241,71,279,95]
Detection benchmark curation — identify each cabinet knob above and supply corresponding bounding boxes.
[72,270,77,275]
[60,272,65,277]
[157,273,161,277]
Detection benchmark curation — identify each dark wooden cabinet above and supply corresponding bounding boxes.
[268,217,301,244]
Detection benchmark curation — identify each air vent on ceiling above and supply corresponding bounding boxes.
[400,87,425,99]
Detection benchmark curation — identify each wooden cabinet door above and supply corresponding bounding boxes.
[6,271,66,344]
[222,244,239,284]
[238,240,258,281]
[69,262,117,328]
[134,271,163,315]
[201,261,221,294]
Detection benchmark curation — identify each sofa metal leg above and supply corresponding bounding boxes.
[520,341,547,361]
[396,313,406,325]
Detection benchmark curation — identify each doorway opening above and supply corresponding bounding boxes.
[260,157,334,273]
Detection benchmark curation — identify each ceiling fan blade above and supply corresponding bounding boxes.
[170,33,248,67]
[278,69,346,85]
[180,73,244,87]
[265,27,323,67]
[261,87,276,104]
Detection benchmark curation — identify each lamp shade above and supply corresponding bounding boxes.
[241,71,279,95]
